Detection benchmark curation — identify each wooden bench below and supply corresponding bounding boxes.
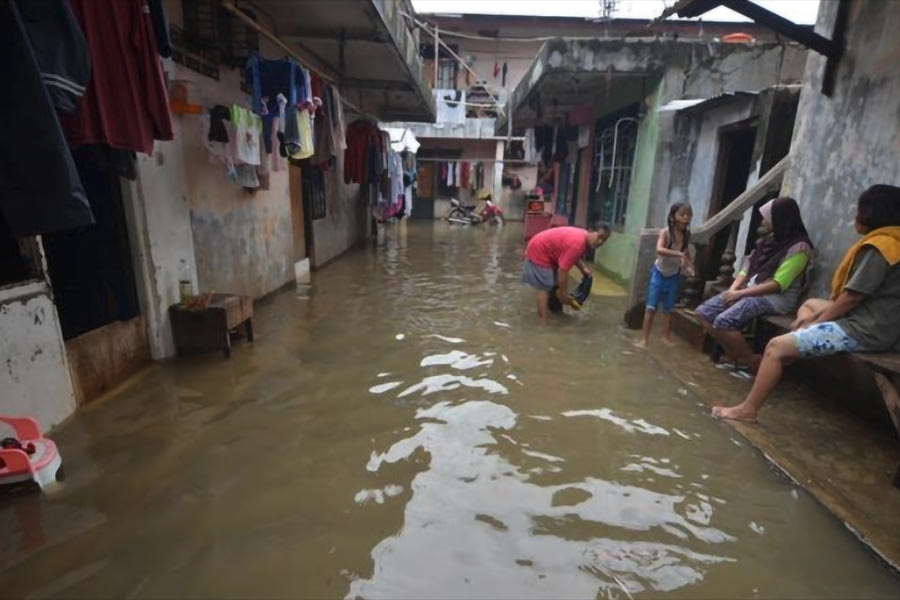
[169,294,254,359]
[760,314,900,488]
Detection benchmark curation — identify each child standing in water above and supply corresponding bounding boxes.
[638,202,695,348]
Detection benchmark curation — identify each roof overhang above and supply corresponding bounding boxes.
[665,91,757,116]
[232,0,435,122]
[498,39,684,133]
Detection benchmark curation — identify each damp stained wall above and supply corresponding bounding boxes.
[0,282,76,430]
[782,0,900,298]
[129,110,197,359]
[310,155,366,268]
[179,63,294,299]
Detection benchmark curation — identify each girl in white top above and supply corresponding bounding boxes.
[638,202,696,348]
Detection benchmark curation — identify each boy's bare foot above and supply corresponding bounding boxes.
[711,404,758,422]
[662,337,676,347]
[634,339,649,350]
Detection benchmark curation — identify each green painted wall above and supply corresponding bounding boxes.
[593,79,665,285]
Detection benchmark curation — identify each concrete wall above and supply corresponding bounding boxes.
[127,113,197,359]
[177,64,294,298]
[783,0,900,298]
[311,156,365,268]
[662,97,757,227]
[0,281,76,430]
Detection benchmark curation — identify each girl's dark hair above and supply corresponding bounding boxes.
[857,184,900,230]
[666,202,691,251]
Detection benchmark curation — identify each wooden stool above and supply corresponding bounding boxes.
[169,294,253,358]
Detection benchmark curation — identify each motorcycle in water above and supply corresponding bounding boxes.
[478,198,505,226]
[447,196,505,226]
[447,198,482,225]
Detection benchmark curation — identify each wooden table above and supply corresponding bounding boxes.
[169,294,253,358]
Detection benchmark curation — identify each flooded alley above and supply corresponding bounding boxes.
[0,224,897,599]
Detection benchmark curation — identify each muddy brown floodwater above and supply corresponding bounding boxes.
[1,223,899,599]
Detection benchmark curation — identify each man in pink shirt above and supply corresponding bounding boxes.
[522,223,610,320]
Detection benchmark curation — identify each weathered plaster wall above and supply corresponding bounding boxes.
[0,282,76,430]
[782,0,900,298]
[680,43,807,99]
[178,64,294,298]
[128,109,197,359]
[662,98,757,227]
[311,155,366,268]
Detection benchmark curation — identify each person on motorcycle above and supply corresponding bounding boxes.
[522,222,611,320]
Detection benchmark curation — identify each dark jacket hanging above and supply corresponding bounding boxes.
[0,0,93,237]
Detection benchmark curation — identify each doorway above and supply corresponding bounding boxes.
[411,162,435,220]
[289,164,312,264]
[41,150,149,403]
[42,154,141,340]
[702,125,757,284]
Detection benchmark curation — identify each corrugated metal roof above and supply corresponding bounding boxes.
[659,91,757,115]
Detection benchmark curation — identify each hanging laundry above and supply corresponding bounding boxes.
[245,53,308,117]
[147,0,171,58]
[434,89,466,124]
[60,0,173,155]
[268,95,286,171]
[208,105,231,143]
[388,150,405,219]
[344,120,381,185]
[280,106,311,161]
[235,164,259,189]
[17,0,90,114]
[328,86,348,151]
[311,86,337,168]
[201,113,236,177]
[459,162,471,190]
[294,108,314,160]
[0,0,93,236]
[231,105,262,165]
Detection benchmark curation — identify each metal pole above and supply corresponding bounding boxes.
[434,23,439,88]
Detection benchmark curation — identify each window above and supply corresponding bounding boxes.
[420,43,459,90]
[591,118,638,228]
[437,59,457,90]
[302,166,327,221]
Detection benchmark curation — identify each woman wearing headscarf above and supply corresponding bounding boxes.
[695,197,814,376]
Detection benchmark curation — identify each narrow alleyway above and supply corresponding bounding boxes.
[1,224,898,599]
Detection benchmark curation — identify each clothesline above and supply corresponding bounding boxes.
[222,1,337,84]
[416,158,536,164]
